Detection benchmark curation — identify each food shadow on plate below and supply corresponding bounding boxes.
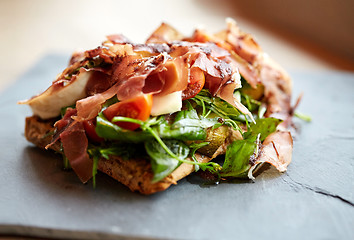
[21,146,165,201]
[22,144,286,198]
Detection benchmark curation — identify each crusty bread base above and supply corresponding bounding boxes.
[25,116,210,194]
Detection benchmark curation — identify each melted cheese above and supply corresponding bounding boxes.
[151,91,182,116]
[22,71,92,119]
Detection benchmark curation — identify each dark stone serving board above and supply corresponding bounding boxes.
[0,55,353,240]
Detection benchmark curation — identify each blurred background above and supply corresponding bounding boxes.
[1,0,353,92]
[0,1,353,239]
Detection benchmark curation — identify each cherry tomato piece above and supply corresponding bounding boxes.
[182,67,205,100]
[103,94,153,131]
[83,119,104,143]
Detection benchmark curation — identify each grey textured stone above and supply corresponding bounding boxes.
[0,55,353,240]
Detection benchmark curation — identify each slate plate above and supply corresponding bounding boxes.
[0,55,353,240]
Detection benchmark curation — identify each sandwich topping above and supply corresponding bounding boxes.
[21,19,294,193]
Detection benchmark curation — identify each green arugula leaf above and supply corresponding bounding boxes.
[294,111,312,122]
[188,142,210,172]
[87,147,101,188]
[87,142,146,187]
[191,89,242,132]
[145,140,189,183]
[145,121,221,178]
[101,96,119,110]
[220,140,257,178]
[96,103,220,142]
[243,118,282,142]
[59,143,71,169]
[220,116,280,179]
[239,91,261,112]
[158,104,219,141]
[95,113,154,143]
[98,143,145,160]
[211,97,240,119]
[62,154,70,169]
[92,154,100,188]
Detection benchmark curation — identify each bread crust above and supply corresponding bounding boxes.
[25,116,210,194]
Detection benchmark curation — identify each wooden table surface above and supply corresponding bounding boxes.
[1,0,353,239]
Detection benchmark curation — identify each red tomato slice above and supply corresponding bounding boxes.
[103,94,153,130]
[83,119,104,143]
[182,67,205,100]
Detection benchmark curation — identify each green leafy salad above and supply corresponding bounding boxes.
[87,87,282,185]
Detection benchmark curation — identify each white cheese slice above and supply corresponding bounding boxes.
[22,71,92,119]
[151,91,182,116]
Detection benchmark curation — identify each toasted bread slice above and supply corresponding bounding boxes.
[25,116,210,194]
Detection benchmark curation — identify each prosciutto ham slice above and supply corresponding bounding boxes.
[113,53,170,100]
[146,22,184,44]
[75,40,250,122]
[75,82,121,121]
[248,131,293,179]
[60,121,93,183]
[216,19,292,119]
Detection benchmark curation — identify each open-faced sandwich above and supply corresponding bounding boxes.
[20,19,294,194]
